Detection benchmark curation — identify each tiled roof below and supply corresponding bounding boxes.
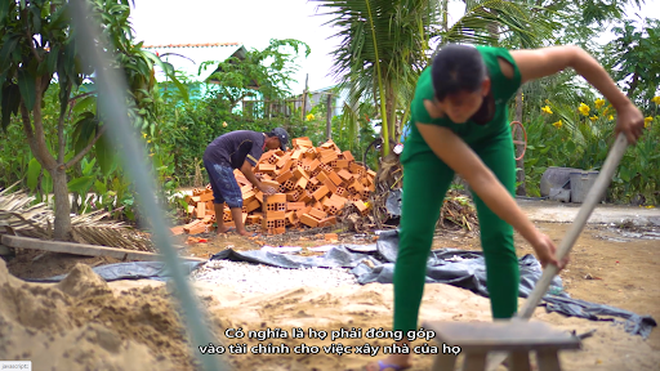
[142,42,241,49]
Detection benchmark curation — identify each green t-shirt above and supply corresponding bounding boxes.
[401,46,521,164]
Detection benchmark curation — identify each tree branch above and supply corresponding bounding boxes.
[58,82,73,163]
[69,91,96,104]
[26,17,43,63]
[58,103,66,163]
[21,101,56,171]
[64,125,107,170]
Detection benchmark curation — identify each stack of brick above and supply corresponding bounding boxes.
[174,137,376,236]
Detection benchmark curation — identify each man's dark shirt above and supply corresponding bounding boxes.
[203,130,266,169]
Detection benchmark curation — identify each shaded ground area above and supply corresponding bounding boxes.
[1,200,659,370]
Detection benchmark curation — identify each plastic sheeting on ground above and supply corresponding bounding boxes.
[24,260,203,283]
[210,230,656,339]
[25,230,655,338]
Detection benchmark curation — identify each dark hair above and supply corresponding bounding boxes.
[431,44,487,101]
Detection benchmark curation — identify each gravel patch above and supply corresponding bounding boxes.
[190,259,359,294]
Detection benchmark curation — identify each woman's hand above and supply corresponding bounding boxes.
[615,102,645,145]
[529,232,570,271]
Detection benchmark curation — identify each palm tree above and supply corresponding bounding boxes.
[312,0,560,158]
[312,0,441,155]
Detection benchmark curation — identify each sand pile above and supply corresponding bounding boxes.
[0,259,197,370]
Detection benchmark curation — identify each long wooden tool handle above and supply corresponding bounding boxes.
[485,133,629,371]
[518,132,628,319]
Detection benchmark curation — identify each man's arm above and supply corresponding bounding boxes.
[240,160,275,194]
[510,46,644,143]
[240,160,261,188]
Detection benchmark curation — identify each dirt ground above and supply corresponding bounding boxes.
[1,201,659,370]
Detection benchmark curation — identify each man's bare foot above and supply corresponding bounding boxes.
[237,229,255,237]
[216,226,235,234]
[365,356,411,371]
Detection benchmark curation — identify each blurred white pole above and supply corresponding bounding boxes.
[70,1,228,370]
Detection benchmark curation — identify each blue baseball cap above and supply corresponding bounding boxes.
[270,127,290,151]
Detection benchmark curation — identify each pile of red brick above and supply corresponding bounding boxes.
[172,137,376,236]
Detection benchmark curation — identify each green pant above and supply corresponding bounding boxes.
[394,131,520,332]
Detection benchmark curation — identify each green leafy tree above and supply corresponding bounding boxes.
[200,39,310,110]
[603,17,660,106]
[0,0,178,240]
[313,0,560,157]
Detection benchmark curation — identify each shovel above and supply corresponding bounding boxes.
[485,132,630,371]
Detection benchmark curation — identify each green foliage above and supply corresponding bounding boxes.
[0,0,187,235]
[523,97,659,205]
[201,39,310,108]
[603,17,660,105]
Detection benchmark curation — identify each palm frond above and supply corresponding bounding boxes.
[434,0,558,49]
[0,187,155,252]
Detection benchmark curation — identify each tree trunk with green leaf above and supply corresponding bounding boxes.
[1,0,181,240]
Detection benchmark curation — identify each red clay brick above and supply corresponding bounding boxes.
[308,208,327,220]
[245,199,260,213]
[328,171,342,186]
[198,191,215,202]
[335,159,349,169]
[296,205,313,219]
[195,202,206,219]
[312,185,329,201]
[353,200,368,214]
[319,216,337,227]
[316,171,328,183]
[300,213,320,228]
[286,202,305,210]
[275,171,294,183]
[293,167,309,180]
[264,193,287,204]
[294,177,308,191]
[324,233,338,241]
[286,190,301,202]
[322,178,338,194]
[337,169,354,182]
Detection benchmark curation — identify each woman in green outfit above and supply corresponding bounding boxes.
[367,44,645,371]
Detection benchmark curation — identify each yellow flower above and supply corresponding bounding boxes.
[147,140,151,143]
[306,113,315,121]
[652,96,660,105]
[589,115,598,122]
[578,103,590,116]
[552,120,563,129]
[222,121,228,128]
[594,98,605,109]
[608,115,614,121]
[602,106,609,115]
[644,116,653,128]
[142,132,147,138]
[541,105,553,114]
[646,205,656,209]
[545,99,550,104]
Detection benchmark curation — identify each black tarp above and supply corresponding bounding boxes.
[24,260,203,283]
[26,230,656,338]
[210,230,656,339]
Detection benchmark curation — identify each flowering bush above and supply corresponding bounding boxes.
[523,96,659,205]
